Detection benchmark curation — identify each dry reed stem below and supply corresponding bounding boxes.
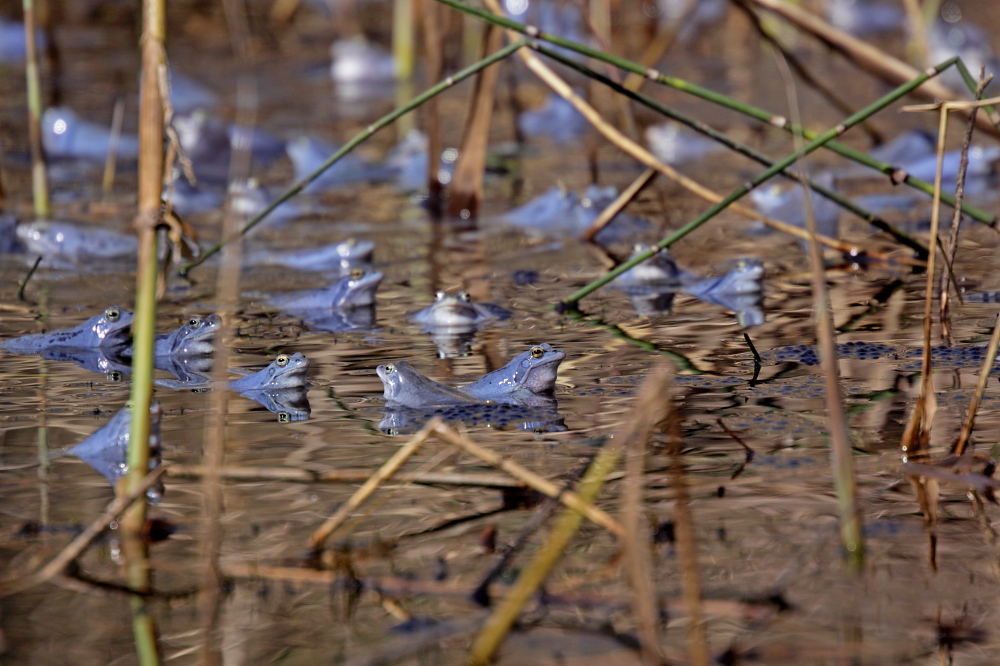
[900,107,949,460]
[309,419,440,552]
[22,0,49,218]
[430,422,624,536]
[619,365,674,665]
[744,0,1000,135]
[952,313,1000,456]
[446,23,502,218]
[166,464,522,488]
[775,49,863,569]
[101,98,125,200]
[468,445,619,665]
[582,168,656,242]
[939,73,989,342]
[0,466,167,597]
[478,0,879,256]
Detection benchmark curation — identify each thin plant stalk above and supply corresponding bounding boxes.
[560,62,951,307]
[180,38,529,274]
[433,0,997,226]
[468,445,619,665]
[940,73,989,342]
[102,98,125,200]
[539,44,928,257]
[775,50,863,570]
[125,0,166,662]
[22,0,49,218]
[393,0,414,81]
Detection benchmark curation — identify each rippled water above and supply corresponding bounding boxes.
[4,0,1000,663]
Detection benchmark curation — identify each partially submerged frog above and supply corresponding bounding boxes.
[142,314,221,356]
[409,291,511,331]
[267,267,383,314]
[499,185,648,245]
[1,306,133,353]
[377,360,481,409]
[246,238,375,274]
[229,352,310,391]
[66,401,164,503]
[15,219,138,269]
[462,344,565,401]
[42,106,139,161]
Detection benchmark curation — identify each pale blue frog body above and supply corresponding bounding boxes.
[461,344,565,401]
[15,220,138,269]
[1,306,133,354]
[409,291,511,332]
[42,107,139,161]
[246,238,374,274]
[229,353,310,391]
[377,360,482,409]
[267,268,383,314]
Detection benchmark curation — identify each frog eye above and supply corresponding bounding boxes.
[107,370,123,382]
[384,364,395,374]
[530,346,545,359]
[345,238,357,247]
[276,354,290,367]
[458,291,471,302]
[105,307,121,322]
[435,291,447,301]
[350,268,365,280]
[277,411,291,423]
[188,317,202,329]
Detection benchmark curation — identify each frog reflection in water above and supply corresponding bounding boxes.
[66,401,164,503]
[1,306,133,353]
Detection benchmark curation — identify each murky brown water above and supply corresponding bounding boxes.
[4,0,1000,663]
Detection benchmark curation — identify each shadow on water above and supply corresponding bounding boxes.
[4,0,1000,663]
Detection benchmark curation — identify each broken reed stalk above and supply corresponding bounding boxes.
[619,366,675,664]
[101,98,125,200]
[0,466,166,597]
[124,0,167,662]
[433,0,997,227]
[582,168,656,242]
[952,313,1000,456]
[16,256,42,302]
[539,44,928,257]
[431,422,624,536]
[900,106,949,461]
[940,74,989,342]
[22,0,50,218]
[309,419,439,553]
[446,23,503,219]
[468,445,619,665]
[774,50,863,569]
[560,61,950,307]
[180,38,528,274]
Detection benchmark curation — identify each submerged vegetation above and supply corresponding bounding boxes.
[2,0,1000,662]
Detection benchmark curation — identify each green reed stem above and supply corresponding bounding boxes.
[469,444,619,665]
[433,0,997,227]
[537,44,929,258]
[22,0,49,218]
[561,60,956,306]
[181,38,529,275]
